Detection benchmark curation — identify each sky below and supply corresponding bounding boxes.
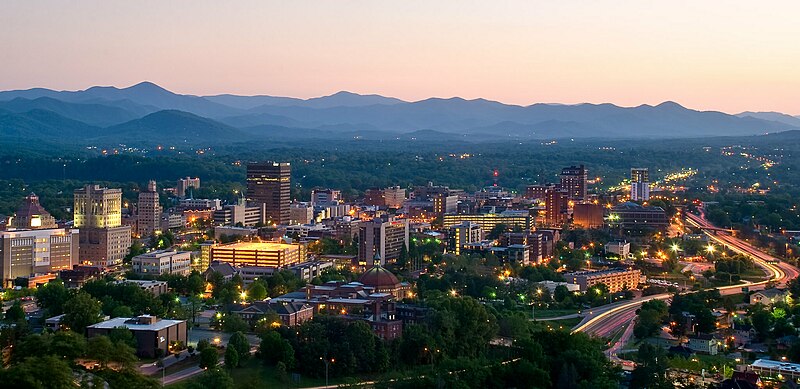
[1,1,799,114]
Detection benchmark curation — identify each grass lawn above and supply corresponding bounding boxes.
[531,308,580,319]
[167,358,377,388]
[541,317,582,330]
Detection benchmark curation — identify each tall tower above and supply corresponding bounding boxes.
[137,180,162,237]
[246,162,291,225]
[73,185,131,268]
[560,165,587,201]
[631,168,650,201]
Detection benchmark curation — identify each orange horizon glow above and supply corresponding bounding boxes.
[1,1,800,114]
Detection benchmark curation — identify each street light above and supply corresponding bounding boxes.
[321,356,335,387]
[706,244,716,254]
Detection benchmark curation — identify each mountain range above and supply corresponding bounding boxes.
[0,81,798,145]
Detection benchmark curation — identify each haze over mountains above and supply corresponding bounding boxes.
[0,81,797,145]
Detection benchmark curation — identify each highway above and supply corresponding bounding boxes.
[572,212,799,362]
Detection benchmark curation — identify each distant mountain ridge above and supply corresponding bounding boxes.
[0,81,797,145]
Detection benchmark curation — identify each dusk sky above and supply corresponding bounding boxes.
[2,1,799,114]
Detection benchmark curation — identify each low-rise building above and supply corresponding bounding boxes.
[131,250,192,276]
[565,268,642,293]
[113,279,169,296]
[228,300,314,327]
[86,315,187,358]
[605,241,631,258]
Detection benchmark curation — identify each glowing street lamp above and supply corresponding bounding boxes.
[706,244,716,254]
[670,243,680,253]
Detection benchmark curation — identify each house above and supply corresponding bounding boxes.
[749,289,789,307]
[203,261,238,281]
[687,333,718,355]
[228,300,314,327]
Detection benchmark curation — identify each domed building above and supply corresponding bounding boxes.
[9,193,57,229]
[358,260,411,300]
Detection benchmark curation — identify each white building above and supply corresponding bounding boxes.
[631,168,650,201]
[605,241,631,258]
[131,250,192,276]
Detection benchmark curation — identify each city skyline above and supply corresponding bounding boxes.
[2,1,800,114]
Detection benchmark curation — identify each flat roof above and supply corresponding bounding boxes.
[752,359,800,372]
[87,316,184,331]
[215,242,299,251]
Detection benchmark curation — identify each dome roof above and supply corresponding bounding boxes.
[358,265,400,289]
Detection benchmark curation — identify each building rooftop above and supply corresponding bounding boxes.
[215,241,299,251]
[751,358,800,372]
[87,315,184,331]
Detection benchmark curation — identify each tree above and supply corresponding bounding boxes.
[228,331,250,364]
[50,330,87,361]
[553,285,569,302]
[4,300,25,322]
[0,355,78,389]
[187,273,205,296]
[62,291,102,333]
[187,368,234,389]
[630,343,671,389]
[247,281,268,301]
[35,280,70,316]
[224,347,239,369]
[222,314,250,333]
[87,336,115,367]
[199,347,219,369]
[751,307,773,340]
[109,327,137,349]
[197,339,210,352]
[259,331,294,368]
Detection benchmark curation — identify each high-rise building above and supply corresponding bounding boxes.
[560,165,587,201]
[310,188,341,207]
[448,221,483,256]
[246,162,291,225]
[137,180,162,237]
[9,193,58,230]
[545,188,569,226]
[383,186,406,209]
[358,216,409,266]
[433,194,458,216]
[74,185,131,268]
[0,228,79,287]
[572,203,605,229]
[176,177,200,198]
[631,168,650,201]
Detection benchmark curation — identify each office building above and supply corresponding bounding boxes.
[178,198,221,211]
[443,212,531,232]
[560,165,587,201]
[0,228,79,288]
[113,279,170,296]
[358,216,409,266]
[311,188,341,206]
[74,185,131,268]
[448,221,483,256]
[383,186,406,209]
[608,202,669,231]
[545,188,569,226]
[524,184,558,200]
[132,250,192,276]
[137,180,162,237]
[176,177,200,198]
[246,162,291,225]
[433,194,458,216]
[87,315,187,358]
[631,168,650,201]
[572,203,605,229]
[9,193,58,230]
[565,269,642,293]
[290,203,314,225]
[213,199,266,227]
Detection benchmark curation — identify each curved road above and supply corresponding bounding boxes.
[572,212,799,362]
